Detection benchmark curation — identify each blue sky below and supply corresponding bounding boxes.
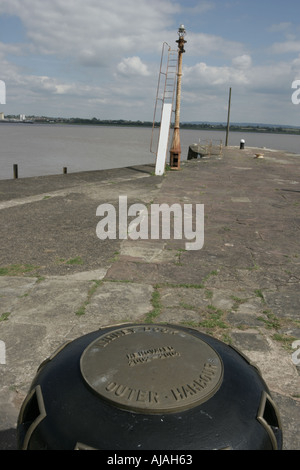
[0,0,300,125]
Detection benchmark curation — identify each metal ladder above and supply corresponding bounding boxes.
[150,42,178,156]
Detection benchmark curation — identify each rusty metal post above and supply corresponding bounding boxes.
[170,25,186,170]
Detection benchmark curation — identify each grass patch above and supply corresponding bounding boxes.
[254,289,265,303]
[145,289,162,323]
[155,282,205,289]
[179,302,196,310]
[201,305,228,329]
[257,311,281,330]
[0,264,39,276]
[180,306,229,331]
[272,333,296,351]
[108,251,120,262]
[204,289,213,299]
[174,248,187,266]
[75,280,102,316]
[219,332,233,345]
[172,283,205,289]
[0,312,11,322]
[66,256,83,265]
[231,295,248,311]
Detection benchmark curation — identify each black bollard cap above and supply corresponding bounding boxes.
[17,324,282,450]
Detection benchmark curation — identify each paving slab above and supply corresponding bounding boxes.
[0,148,299,449]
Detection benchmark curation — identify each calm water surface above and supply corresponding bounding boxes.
[0,123,299,180]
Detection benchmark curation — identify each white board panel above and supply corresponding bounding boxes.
[155,103,172,176]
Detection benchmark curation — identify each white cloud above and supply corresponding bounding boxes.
[117,57,150,77]
[0,0,176,61]
[186,32,245,58]
[0,0,173,117]
[291,55,300,76]
[270,40,300,54]
[183,61,250,88]
[184,1,215,15]
[268,22,292,33]
[178,48,300,124]
[267,21,300,55]
[183,56,295,99]
[0,0,299,124]
[232,55,252,69]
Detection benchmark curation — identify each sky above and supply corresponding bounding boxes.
[0,0,300,125]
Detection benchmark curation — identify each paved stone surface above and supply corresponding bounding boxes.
[0,148,299,450]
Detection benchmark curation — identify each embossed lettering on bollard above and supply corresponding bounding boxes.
[80,325,223,413]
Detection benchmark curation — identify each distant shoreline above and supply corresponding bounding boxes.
[1,118,300,136]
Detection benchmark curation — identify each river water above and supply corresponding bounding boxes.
[0,123,300,180]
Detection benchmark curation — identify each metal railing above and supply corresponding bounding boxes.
[150,42,177,156]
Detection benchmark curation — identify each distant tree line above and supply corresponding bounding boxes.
[3,115,300,135]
